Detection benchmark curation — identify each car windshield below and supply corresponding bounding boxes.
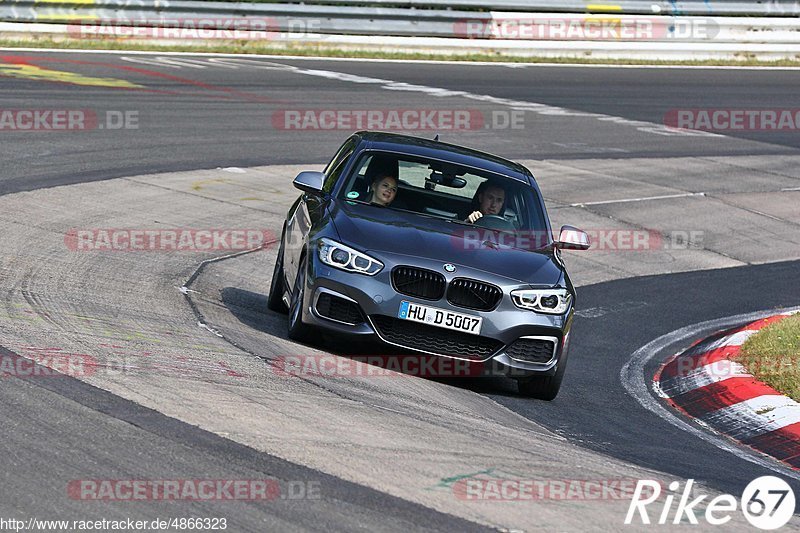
[337,151,548,235]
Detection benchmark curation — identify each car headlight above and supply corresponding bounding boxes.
[318,238,383,276]
[511,288,572,314]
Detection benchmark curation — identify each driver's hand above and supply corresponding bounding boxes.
[467,211,483,224]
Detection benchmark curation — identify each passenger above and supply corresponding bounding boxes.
[368,174,398,207]
[464,181,506,223]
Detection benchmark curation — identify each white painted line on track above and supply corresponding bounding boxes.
[620,306,800,481]
[1,47,784,142]
[4,47,800,70]
[120,56,210,69]
[235,63,723,139]
[570,192,706,207]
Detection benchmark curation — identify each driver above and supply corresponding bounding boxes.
[464,182,506,224]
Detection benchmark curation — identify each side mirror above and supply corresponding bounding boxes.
[555,225,590,250]
[293,171,325,194]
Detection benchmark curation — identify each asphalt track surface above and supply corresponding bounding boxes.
[486,261,800,497]
[0,344,489,532]
[2,49,800,528]
[1,51,799,193]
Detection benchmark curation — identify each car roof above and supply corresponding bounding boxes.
[353,131,534,185]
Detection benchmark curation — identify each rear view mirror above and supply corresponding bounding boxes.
[555,225,590,250]
[426,171,466,189]
[293,171,325,193]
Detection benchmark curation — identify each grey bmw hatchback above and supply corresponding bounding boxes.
[268,132,590,400]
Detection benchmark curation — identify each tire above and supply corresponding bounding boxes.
[516,350,569,401]
[287,253,312,342]
[267,234,288,314]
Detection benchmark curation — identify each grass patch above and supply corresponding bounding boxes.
[737,314,800,402]
[2,37,800,67]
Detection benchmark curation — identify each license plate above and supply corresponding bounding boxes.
[397,301,482,335]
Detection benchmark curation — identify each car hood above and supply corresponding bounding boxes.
[328,200,563,285]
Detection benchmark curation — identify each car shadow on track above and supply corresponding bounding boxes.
[219,286,288,338]
[221,286,522,398]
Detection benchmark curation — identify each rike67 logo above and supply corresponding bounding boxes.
[626,476,795,530]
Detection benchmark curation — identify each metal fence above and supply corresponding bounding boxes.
[0,0,799,60]
[180,0,800,16]
[1,0,799,39]
[4,0,800,16]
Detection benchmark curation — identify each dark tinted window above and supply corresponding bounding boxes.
[324,151,353,194]
[338,150,547,233]
[322,137,356,193]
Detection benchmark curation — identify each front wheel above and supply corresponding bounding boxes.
[288,254,312,342]
[516,350,569,401]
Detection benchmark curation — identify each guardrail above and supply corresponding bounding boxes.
[201,0,800,16]
[0,0,798,60]
[211,0,800,16]
[1,0,800,41]
[5,0,799,17]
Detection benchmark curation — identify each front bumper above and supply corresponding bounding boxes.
[299,247,572,378]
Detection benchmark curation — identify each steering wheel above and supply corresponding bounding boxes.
[473,214,516,231]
